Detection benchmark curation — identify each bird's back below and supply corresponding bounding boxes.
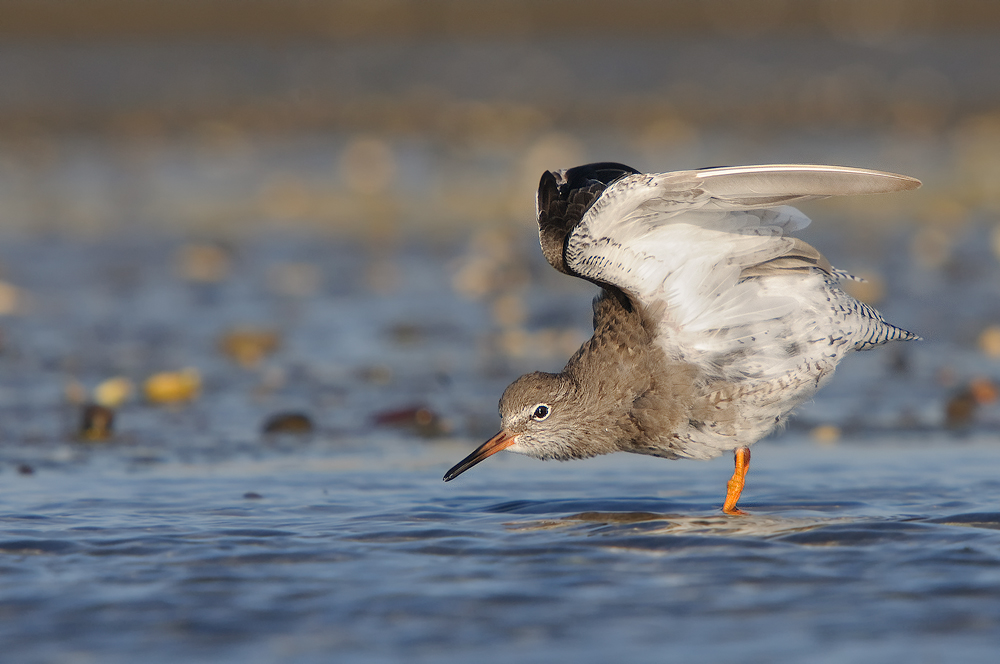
[575,277,910,461]
[537,163,920,459]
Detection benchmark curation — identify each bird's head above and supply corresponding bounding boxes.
[442,372,583,481]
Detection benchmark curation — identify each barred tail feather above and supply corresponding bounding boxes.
[851,300,920,351]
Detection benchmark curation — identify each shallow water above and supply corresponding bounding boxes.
[1,236,999,663]
[3,439,1000,664]
[3,10,1000,660]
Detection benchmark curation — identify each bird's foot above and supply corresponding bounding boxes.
[722,447,751,515]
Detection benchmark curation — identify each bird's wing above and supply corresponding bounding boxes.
[537,163,920,376]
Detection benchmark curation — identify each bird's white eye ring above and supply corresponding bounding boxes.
[530,403,551,421]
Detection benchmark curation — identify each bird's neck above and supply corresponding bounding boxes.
[557,289,659,452]
[565,289,653,384]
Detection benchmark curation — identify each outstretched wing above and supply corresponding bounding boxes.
[536,163,920,378]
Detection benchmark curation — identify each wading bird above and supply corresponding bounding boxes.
[444,163,919,513]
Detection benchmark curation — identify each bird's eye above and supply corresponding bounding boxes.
[531,404,550,421]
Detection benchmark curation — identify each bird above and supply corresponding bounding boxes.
[443,162,920,514]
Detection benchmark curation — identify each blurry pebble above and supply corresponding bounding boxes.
[888,347,911,374]
[266,262,322,297]
[945,378,997,429]
[175,243,232,283]
[978,326,1000,358]
[0,281,22,315]
[387,323,423,345]
[968,377,998,404]
[79,403,115,441]
[357,365,392,385]
[218,328,281,368]
[945,392,976,429]
[262,412,314,435]
[374,405,449,438]
[243,492,263,500]
[810,424,842,445]
[144,368,201,403]
[17,464,34,475]
[94,377,134,408]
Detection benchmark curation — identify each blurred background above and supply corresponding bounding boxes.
[4,3,1000,663]
[0,0,998,442]
[1,0,1000,440]
[1,0,999,238]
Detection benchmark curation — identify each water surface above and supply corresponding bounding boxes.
[0,234,998,663]
[3,438,1000,664]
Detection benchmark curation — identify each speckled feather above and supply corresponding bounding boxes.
[447,162,921,477]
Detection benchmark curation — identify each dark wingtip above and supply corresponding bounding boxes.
[536,162,640,276]
[561,162,641,189]
[536,170,569,273]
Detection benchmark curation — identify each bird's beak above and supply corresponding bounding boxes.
[443,429,518,481]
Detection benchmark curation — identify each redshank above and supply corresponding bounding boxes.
[444,163,920,513]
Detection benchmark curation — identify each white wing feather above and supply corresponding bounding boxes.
[566,164,919,380]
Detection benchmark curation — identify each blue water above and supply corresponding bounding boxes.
[1,236,999,663]
[2,17,1000,660]
[3,439,1000,663]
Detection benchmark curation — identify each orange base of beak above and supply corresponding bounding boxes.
[443,429,518,481]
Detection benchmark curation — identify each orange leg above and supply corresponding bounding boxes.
[722,446,751,515]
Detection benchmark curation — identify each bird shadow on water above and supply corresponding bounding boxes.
[487,497,860,541]
[484,498,1000,546]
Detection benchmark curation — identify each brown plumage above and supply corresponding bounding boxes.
[498,291,702,462]
[444,162,920,513]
